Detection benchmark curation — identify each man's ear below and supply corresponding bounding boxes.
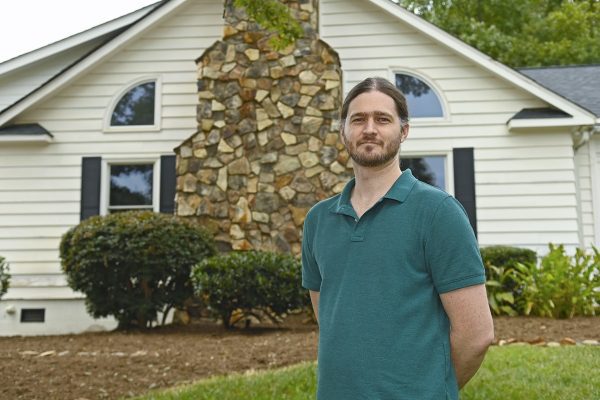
[400,124,410,143]
[339,125,347,145]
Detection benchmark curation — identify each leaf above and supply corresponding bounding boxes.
[497,292,515,304]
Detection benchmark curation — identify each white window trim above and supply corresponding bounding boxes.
[100,157,161,215]
[401,151,453,195]
[103,76,162,133]
[388,68,450,125]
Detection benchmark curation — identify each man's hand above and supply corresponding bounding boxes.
[440,284,494,389]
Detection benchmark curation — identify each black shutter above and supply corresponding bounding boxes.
[453,148,478,237]
[160,155,176,214]
[80,157,102,220]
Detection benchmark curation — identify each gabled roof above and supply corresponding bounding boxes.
[0,2,161,77]
[519,65,600,118]
[0,0,597,128]
[0,0,171,126]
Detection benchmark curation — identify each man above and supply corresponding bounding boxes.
[301,77,494,399]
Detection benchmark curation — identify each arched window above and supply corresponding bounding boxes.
[395,73,443,119]
[110,81,156,126]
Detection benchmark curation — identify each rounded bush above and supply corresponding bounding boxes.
[0,256,9,300]
[59,211,216,329]
[192,250,309,328]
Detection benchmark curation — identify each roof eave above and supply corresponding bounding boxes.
[0,135,53,143]
[507,117,593,131]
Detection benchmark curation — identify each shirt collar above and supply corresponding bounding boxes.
[330,169,418,215]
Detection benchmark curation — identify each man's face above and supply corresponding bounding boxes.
[341,90,408,168]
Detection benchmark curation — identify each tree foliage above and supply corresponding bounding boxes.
[397,0,600,67]
[232,0,304,49]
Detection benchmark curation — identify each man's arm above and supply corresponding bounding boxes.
[309,290,320,324]
[439,284,494,389]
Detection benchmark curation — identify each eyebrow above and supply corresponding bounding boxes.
[348,111,394,119]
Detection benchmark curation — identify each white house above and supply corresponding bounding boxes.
[0,0,598,336]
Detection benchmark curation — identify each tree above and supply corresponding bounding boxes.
[397,0,600,67]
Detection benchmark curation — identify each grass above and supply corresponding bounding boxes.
[133,346,599,400]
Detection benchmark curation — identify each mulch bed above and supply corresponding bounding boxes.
[1,315,598,400]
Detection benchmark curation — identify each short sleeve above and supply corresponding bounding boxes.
[301,210,322,291]
[425,196,485,294]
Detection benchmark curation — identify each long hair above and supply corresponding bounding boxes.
[341,77,409,126]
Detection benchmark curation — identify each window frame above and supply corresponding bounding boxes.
[103,76,162,133]
[389,68,449,125]
[401,151,454,195]
[100,157,161,215]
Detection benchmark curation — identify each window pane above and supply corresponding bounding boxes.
[110,165,153,206]
[401,156,446,191]
[110,82,155,126]
[395,74,443,118]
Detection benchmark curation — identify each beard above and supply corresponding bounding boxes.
[345,134,402,168]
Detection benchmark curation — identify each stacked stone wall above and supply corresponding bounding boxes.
[175,0,352,254]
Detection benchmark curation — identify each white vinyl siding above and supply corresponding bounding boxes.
[322,0,580,254]
[0,36,111,111]
[0,0,223,300]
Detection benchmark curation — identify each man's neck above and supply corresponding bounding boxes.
[351,160,402,218]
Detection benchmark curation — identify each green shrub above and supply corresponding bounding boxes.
[514,244,600,318]
[59,211,216,329]
[0,256,9,300]
[480,245,537,271]
[480,246,537,316]
[192,250,308,329]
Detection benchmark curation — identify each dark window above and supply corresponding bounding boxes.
[395,74,443,118]
[21,309,45,323]
[109,164,153,212]
[110,82,156,126]
[401,156,446,191]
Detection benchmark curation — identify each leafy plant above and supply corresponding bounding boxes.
[485,264,518,316]
[481,246,537,316]
[0,256,10,300]
[232,0,304,50]
[192,250,309,329]
[513,244,600,318]
[60,211,216,329]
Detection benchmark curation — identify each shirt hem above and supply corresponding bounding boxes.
[437,274,485,294]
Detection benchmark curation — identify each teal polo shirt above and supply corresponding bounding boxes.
[302,169,485,400]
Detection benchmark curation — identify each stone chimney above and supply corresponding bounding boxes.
[175,0,351,254]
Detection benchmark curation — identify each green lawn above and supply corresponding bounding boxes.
[133,346,599,400]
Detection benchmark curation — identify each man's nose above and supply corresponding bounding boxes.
[363,117,377,133]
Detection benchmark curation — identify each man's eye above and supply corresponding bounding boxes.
[351,117,365,123]
[377,117,391,123]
